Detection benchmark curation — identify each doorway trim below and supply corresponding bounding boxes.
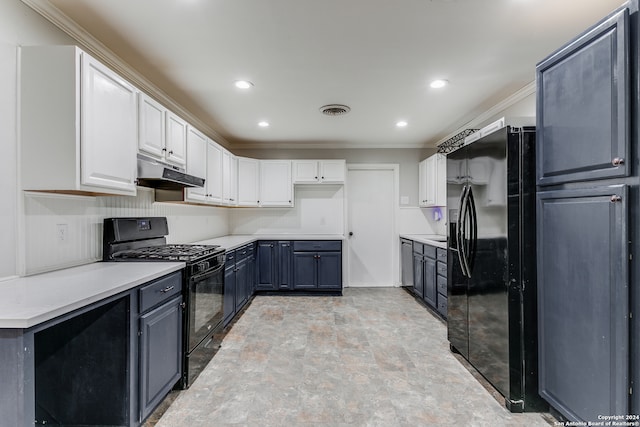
[344,163,400,288]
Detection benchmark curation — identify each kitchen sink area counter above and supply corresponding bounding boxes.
[399,234,447,249]
[0,261,184,329]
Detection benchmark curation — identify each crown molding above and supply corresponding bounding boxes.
[19,0,231,149]
[434,80,536,147]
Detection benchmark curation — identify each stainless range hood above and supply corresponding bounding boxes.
[136,154,205,190]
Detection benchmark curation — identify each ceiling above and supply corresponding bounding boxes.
[31,0,623,149]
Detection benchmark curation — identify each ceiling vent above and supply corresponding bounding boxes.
[320,104,351,116]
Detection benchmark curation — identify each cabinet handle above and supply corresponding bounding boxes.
[315,176,318,179]
[612,157,625,166]
[321,176,324,179]
[162,147,167,152]
[160,285,175,293]
[169,150,174,155]
[611,195,622,203]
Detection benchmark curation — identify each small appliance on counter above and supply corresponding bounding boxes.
[103,217,225,389]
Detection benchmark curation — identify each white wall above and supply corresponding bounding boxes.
[1,1,230,278]
[229,185,343,235]
[23,190,229,275]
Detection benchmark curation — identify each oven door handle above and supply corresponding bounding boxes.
[189,263,225,283]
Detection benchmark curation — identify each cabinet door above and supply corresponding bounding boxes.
[165,111,187,166]
[424,155,438,206]
[206,142,224,204]
[235,258,248,311]
[317,251,342,289]
[222,150,237,205]
[413,253,424,298]
[435,153,447,207]
[223,262,236,326]
[536,8,629,186]
[423,256,437,308]
[537,185,628,421]
[138,93,165,158]
[81,54,137,193]
[259,160,292,206]
[256,241,277,290]
[292,160,319,183]
[237,157,260,206]
[139,296,182,421]
[319,160,345,183]
[400,239,414,288]
[418,159,428,207]
[293,252,317,289]
[278,242,292,289]
[185,127,208,202]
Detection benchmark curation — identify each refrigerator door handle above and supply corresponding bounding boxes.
[467,186,478,275]
[456,185,467,277]
[458,185,472,278]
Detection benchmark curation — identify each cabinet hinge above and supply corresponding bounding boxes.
[138,330,142,337]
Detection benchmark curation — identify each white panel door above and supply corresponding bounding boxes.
[165,111,187,166]
[138,93,165,158]
[347,166,396,287]
[259,160,292,206]
[185,127,207,202]
[80,54,137,193]
[237,157,259,206]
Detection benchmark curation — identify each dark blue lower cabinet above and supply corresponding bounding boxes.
[292,252,317,289]
[256,241,277,290]
[317,251,341,289]
[139,295,183,422]
[291,241,342,290]
[235,257,248,312]
[277,242,292,289]
[223,250,237,326]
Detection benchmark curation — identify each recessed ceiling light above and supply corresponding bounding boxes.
[258,121,269,127]
[430,79,449,89]
[396,121,408,127]
[234,80,253,89]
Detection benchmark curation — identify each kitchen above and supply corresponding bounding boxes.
[0,0,635,425]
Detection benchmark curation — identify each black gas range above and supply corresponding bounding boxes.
[103,217,225,389]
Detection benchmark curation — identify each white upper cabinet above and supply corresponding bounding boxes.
[165,111,187,166]
[185,127,208,203]
[260,160,293,206]
[138,93,186,167]
[222,149,237,206]
[292,160,345,184]
[419,153,446,207]
[237,157,259,206]
[21,46,137,196]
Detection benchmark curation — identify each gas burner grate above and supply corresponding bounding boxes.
[114,244,223,262]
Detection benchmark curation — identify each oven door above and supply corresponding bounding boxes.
[188,263,224,352]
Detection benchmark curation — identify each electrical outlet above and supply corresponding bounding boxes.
[57,224,68,242]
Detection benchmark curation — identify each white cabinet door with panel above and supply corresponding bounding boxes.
[292,160,345,184]
[21,45,137,196]
[185,127,208,203]
[165,111,187,166]
[237,157,259,206]
[138,93,165,159]
[222,150,238,206]
[259,160,293,206]
[419,153,446,207]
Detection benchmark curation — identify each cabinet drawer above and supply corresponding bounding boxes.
[236,245,251,261]
[225,249,237,264]
[293,240,341,251]
[437,274,447,296]
[437,261,447,278]
[139,272,182,313]
[423,244,436,259]
[412,242,424,255]
[437,295,447,317]
[436,248,447,262]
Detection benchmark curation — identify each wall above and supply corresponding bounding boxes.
[0,0,78,280]
[23,190,228,275]
[229,185,343,235]
[2,1,230,278]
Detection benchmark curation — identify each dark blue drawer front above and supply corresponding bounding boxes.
[139,272,182,313]
[423,244,436,259]
[293,240,341,251]
[225,249,237,265]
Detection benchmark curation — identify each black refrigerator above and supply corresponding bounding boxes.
[446,122,546,412]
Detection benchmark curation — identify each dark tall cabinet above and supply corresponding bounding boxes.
[536,1,637,421]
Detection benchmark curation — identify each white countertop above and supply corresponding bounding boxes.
[400,234,448,249]
[0,262,184,329]
[194,234,345,251]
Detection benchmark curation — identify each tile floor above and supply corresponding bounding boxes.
[152,288,554,426]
